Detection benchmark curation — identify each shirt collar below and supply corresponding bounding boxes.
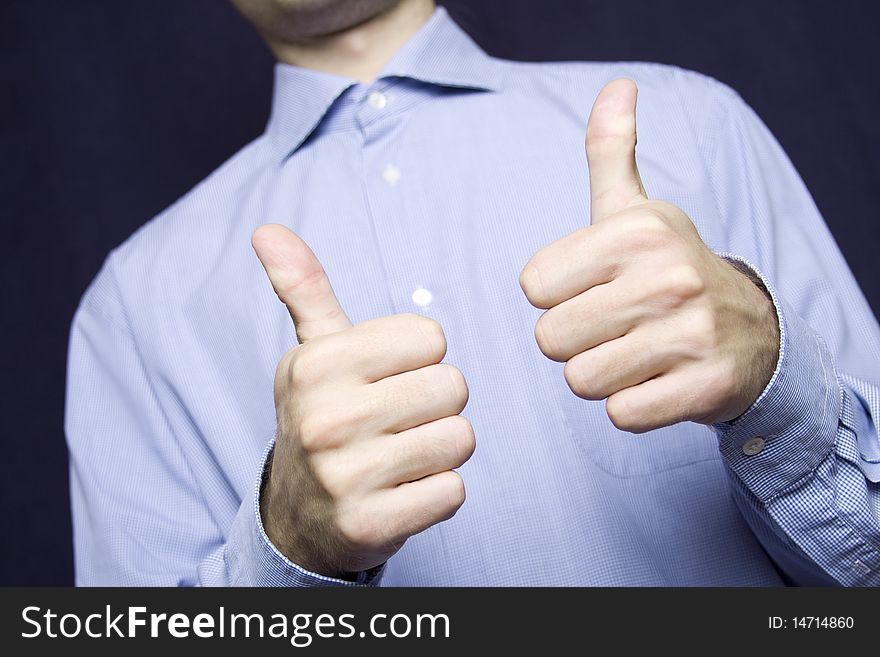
[266,6,501,163]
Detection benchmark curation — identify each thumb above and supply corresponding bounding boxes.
[585,78,647,222]
[252,224,352,343]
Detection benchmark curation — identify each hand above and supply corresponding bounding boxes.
[519,79,779,433]
[252,225,474,577]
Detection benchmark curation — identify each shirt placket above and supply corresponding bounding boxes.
[355,81,439,319]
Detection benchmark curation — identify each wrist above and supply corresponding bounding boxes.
[259,443,348,579]
[720,255,781,421]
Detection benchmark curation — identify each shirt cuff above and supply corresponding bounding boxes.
[711,254,841,503]
[224,439,385,587]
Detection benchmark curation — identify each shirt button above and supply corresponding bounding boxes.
[367,90,388,109]
[411,287,433,308]
[382,164,401,186]
[742,437,766,456]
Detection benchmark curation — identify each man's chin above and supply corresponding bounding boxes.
[230,0,406,42]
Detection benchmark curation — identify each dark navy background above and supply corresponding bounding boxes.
[2,0,878,584]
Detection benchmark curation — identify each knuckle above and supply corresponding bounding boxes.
[623,209,672,249]
[660,264,706,306]
[696,307,718,339]
[652,201,695,233]
[605,394,643,433]
[449,415,477,463]
[563,358,602,400]
[286,345,327,388]
[440,471,466,515]
[309,457,345,502]
[440,364,470,409]
[335,509,377,550]
[297,408,341,452]
[519,260,546,306]
[683,308,717,351]
[534,312,563,360]
[403,313,447,363]
[519,256,552,309]
[315,451,369,503]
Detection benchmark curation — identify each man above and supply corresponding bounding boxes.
[66,0,880,586]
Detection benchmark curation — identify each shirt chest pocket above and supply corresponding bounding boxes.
[554,387,722,477]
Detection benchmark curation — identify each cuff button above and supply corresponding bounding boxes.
[742,437,766,456]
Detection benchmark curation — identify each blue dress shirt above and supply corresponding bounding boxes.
[66,8,880,586]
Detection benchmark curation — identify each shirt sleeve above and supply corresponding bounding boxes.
[65,256,382,587]
[698,80,880,586]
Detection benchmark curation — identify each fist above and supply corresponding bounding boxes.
[252,225,475,577]
[520,79,779,433]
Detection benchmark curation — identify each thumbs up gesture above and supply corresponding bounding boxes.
[520,79,779,432]
[252,225,474,577]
